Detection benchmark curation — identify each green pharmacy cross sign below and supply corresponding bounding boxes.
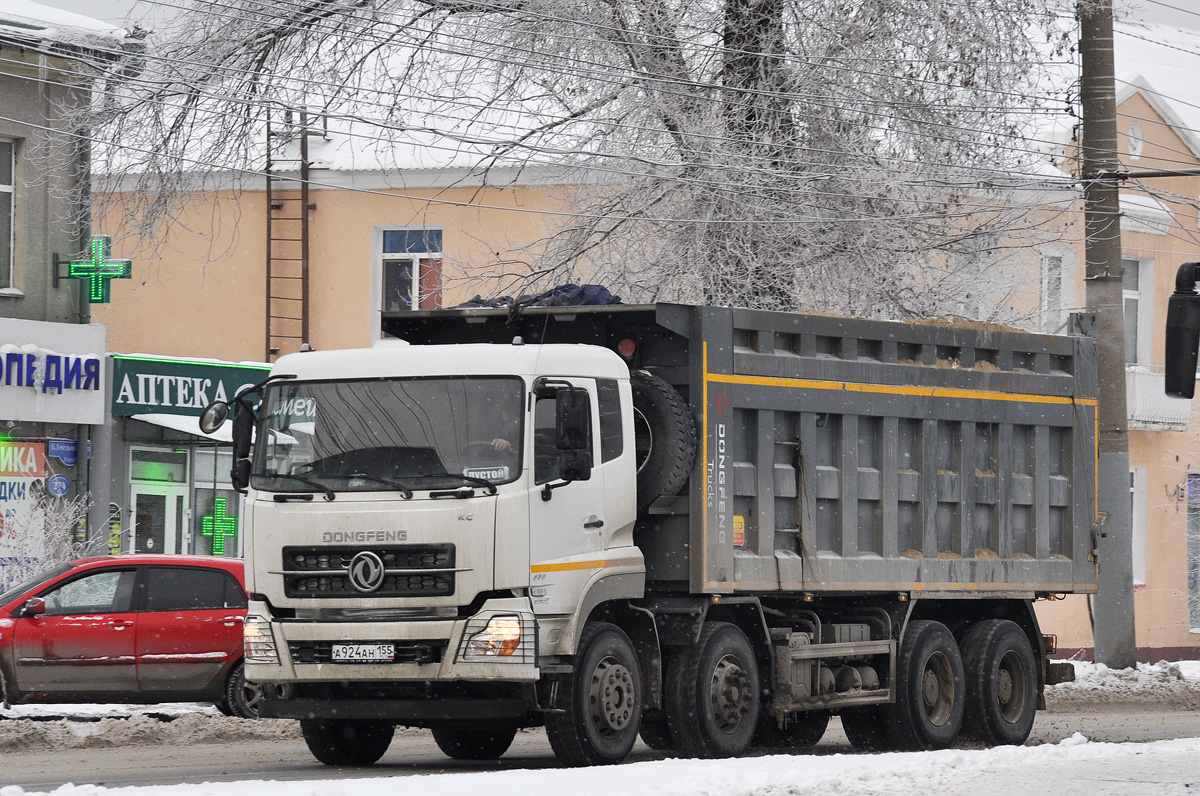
[68,235,132,303]
[201,496,238,555]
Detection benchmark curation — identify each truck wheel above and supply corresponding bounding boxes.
[754,710,830,749]
[666,622,760,758]
[431,725,517,760]
[545,622,642,766]
[223,662,262,719]
[631,371,697,511]
[959,619,1037,746]
[300,719,395,766]
[839,707,894,752]
[888,620,965,751]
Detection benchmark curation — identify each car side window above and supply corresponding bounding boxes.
[142,567,242,612]
[41,570,136,616]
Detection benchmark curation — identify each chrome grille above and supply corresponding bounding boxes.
[281,544,455,598]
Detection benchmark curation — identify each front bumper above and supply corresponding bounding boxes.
[244,597,540,686]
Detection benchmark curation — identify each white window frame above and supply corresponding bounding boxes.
[371,226,442,340]
[1122,255,1154,365]
[1039,249,1074,334]
[1130,467,1146,587]
[0,138,14,294]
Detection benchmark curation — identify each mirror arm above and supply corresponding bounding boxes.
[541,479,573,502]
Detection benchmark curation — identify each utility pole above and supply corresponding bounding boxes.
[1079,0,1137,668]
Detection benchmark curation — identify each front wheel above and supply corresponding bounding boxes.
[300,719,395,766]
[431,725,517,760]
[545,622,643,766]
[666,622,761,758]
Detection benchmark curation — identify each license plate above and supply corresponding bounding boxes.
[331,643,395,662]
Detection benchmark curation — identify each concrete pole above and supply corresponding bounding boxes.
[1079,0,1137,668]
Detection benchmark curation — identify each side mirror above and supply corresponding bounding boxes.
[198,401,230,435]
[232,459,251,492]
[22,597,45,617]
[558,449,593,482]
[556,388,591,450]
[1165,262,1200,399]
[231,402,255,460]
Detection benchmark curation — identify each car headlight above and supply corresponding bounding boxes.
[243,615,280,664]
[463,615,523,659]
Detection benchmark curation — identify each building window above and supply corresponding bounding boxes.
[1188,473,1200,632]
[1127,121,1144,160]
[1122,256,1152,365]
[381,228,442,311]
[0,139,13,291]
[1040,254,1064,333]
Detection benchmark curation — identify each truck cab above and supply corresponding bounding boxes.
[233,340,642,733]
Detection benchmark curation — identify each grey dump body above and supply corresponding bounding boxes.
[383,302,1099,600]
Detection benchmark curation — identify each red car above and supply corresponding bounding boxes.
[0,555,257,717]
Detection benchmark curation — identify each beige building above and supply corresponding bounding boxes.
[93,22,1200,660]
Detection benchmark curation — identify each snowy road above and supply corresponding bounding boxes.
[0,661,1197,795]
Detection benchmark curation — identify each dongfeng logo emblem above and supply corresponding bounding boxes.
[347,551,386,593]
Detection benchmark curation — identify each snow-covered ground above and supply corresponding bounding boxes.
[0,660,1197,796]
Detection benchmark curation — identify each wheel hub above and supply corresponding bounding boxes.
[997,668,1014,704]
[710,654,752,733]
[590,656,635,734]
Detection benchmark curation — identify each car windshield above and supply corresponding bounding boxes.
[0,562,72,607]
[253,376,524,493]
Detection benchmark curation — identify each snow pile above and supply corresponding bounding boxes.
[1044,659,1200,712]
[0,711,299,753]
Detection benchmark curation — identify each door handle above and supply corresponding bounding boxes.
[583,516,604,529]
[109,620,134,630]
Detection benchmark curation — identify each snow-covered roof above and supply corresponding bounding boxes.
[0,0,131,63]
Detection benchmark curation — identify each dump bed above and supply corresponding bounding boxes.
[383,303,1099,598]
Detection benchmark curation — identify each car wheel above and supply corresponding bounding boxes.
[224,662,262,719]
[301,719,395,766]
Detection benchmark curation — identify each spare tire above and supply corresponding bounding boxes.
[631,370,697,511]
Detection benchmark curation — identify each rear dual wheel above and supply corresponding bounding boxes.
[960,619,1038,746]
[666,622,760,759]
[887,620,965,751]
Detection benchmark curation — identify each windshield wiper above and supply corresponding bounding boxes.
[412,472,499,496]
[344,473,414,499]
[264,473,336,501]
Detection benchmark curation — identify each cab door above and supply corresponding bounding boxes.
[527,378,608,614]
[12,567,138,695]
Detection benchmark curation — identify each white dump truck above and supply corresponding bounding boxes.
[201,303,1094,766]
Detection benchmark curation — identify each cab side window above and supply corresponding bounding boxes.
[533,386,596,485]
[41,570,136,616]
[596,378,623,463]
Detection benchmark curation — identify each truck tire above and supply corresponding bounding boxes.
[887,620,965,751]
[545,622,642,766]
[754,710,830,749]
[431,725,517,760]
[300,719,395,766]
[631,371,697,511]
[665,622,760,758]
[839,707,894,752]
[959,619,1037,746]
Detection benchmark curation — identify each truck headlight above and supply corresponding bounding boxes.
[463,615,523,659]
[243,615,280,664]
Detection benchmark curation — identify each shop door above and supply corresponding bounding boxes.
[131,485,189,554]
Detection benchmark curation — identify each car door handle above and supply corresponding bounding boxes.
[109,620,134,630]
[583,516,604,529]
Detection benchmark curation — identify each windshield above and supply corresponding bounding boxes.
[0,562,72,607]
[252,376,524,493]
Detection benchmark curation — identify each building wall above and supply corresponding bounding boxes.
[0,47,92,323]
[1035,90,1200,659]
[92,179,574,359]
